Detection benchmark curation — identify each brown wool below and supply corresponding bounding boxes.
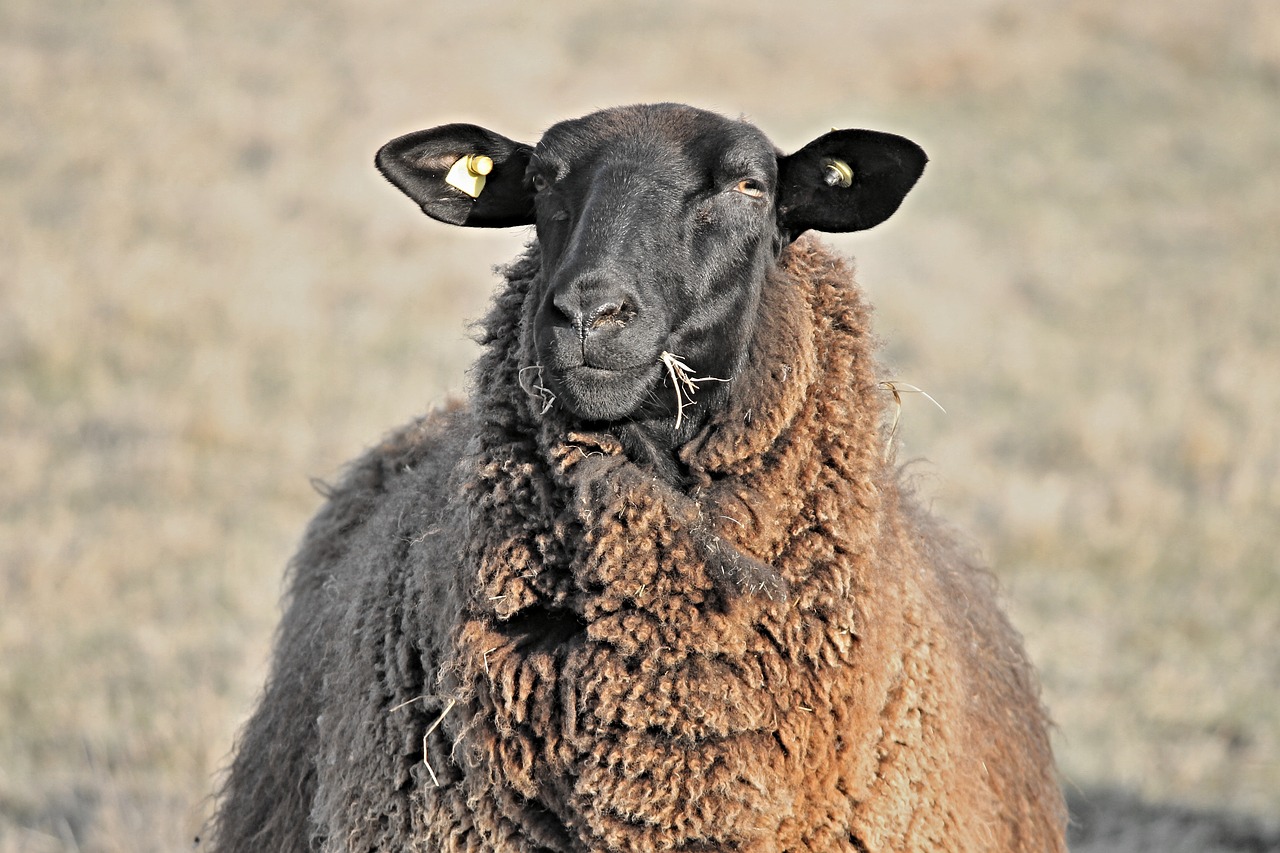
[211,238,1066,852]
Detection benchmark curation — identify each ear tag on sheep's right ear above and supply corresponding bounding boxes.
[444,154,494,199]
[820,157,854,188]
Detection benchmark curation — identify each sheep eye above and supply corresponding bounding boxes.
[735,179,766,199]
[531,174,550,193]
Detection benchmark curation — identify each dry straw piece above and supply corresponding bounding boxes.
[878,380,946,461]
[421,698,457,788]
[659,350,729,430]
[387,695,459,788]
[518,365,558,415]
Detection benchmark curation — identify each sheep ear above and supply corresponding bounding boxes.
[776,130,926,239]
[376,124,536,228]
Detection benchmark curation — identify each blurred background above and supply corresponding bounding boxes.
[2,0,1277,849]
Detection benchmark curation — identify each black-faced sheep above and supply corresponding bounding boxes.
[211,103,1067,852]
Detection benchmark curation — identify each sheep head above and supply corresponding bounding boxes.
[376,104,925,461]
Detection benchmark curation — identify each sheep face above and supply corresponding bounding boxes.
[525,106,781,426]
[376,103,926,436]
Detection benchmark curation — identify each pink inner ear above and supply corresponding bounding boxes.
[410,152,457,172]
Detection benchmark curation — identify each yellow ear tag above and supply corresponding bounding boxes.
[820,157,854,188]
[444,154,494,199]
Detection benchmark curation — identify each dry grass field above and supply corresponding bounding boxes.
[2,0,1277,849]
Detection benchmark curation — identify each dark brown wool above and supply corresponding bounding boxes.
[212,237,1066,851]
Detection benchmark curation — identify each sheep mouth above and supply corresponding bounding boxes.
[543,362,663,423]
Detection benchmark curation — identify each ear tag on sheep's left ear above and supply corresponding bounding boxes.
[444,154,494,199]
[820,157,854,188]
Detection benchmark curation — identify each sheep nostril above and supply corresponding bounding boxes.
[586,300,635,331]
[589,302,618,329]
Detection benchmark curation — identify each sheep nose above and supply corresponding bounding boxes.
[552,280,639,338]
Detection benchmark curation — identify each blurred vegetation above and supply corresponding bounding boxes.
[2,0,1276,849]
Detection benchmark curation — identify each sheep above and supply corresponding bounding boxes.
[211,103,1067,852]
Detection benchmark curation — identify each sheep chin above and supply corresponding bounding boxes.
[545,362,660,423]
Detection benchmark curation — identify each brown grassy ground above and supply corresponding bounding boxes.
[2,1,1277,849]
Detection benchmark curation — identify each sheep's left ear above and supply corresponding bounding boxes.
[776,130,926,240]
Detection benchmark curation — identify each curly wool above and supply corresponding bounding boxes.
[213,237,1066,852]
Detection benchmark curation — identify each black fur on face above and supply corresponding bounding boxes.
[526,105,778,433]
[376,103,926,466]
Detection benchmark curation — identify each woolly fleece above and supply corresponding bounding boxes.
[212,237,1067,852]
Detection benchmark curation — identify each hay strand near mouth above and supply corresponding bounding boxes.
[518,365,557,415]
[659,351,729,430]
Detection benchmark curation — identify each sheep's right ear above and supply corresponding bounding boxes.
[376,124,536,228]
